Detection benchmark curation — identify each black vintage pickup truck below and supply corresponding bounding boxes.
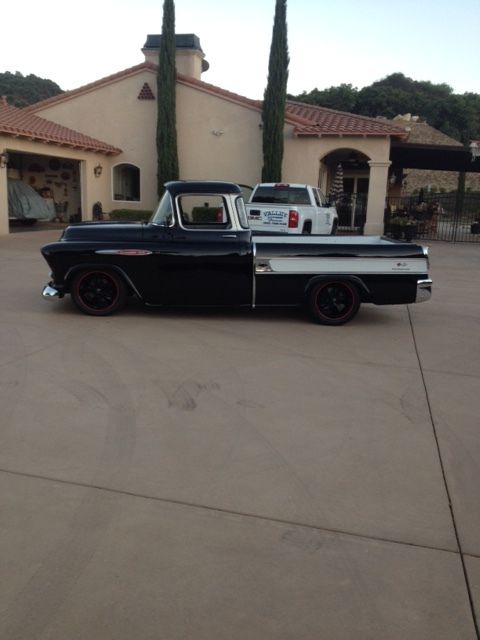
[41,180,432,325]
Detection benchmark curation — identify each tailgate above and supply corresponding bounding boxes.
[247,207,288,230]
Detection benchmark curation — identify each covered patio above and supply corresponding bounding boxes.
[386,140,480,242]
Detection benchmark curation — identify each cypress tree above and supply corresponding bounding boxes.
[262,0,289,182]
[156,0,179,197]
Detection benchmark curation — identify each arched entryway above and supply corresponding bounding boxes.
[320,148,371,232]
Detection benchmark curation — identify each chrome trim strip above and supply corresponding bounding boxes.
[95,249,153,256]
[252,256,428,275]
[255,260,273,273]
[416,279,433,303]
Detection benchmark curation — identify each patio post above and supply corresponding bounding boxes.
[365,160,391,235]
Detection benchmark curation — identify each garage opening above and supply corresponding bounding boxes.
[7,152,81,227]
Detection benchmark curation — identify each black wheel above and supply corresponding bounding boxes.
[308,280,360,325]
[71,270,126,316]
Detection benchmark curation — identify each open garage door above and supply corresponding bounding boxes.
[7,152,81,227]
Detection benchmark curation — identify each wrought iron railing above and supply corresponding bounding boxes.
[385,192,480,242]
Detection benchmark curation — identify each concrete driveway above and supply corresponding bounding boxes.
[0,230,479,639]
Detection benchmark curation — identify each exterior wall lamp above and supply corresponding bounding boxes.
[94,164,103,177]
[0,151,9,169]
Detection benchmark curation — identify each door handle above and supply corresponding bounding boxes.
[222,234,237,238]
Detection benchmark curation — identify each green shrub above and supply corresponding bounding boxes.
[108,209,152,222]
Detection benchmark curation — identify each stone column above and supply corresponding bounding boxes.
[365,160,391,235]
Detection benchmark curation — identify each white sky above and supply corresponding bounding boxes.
[2,0,479,99]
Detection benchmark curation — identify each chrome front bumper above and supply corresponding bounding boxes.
[42,284,61,300]
[416,279,432,303]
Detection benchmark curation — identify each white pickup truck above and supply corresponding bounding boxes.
[246,183,338,235]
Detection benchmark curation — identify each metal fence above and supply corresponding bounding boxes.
[385,192,480,242]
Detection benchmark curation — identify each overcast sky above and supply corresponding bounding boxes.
[3,0,479,99]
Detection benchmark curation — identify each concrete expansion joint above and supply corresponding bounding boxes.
[0,465,462,558]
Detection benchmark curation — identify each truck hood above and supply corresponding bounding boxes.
[61,221,145,242]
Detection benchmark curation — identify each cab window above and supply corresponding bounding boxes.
[177,195,231,229]
[235,196,249,229]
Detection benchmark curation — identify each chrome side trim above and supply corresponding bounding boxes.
[42,285,60,300]
[95,249,152,256]
[255,260,273,273]
[416,279,432,303]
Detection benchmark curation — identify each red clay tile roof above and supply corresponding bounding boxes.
[175,75,403,139]
[286,101,407,138]
[0,100,121,154]
[24,62,405,139]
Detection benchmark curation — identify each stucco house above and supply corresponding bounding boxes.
[0,34,407,236]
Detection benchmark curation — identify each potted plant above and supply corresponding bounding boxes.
[403,218,418,242]
[388,216,406,239]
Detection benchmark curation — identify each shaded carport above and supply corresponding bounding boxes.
[390,141,480,172]
[389,141,480,242]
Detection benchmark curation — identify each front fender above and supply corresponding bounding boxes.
[63,263,142,299]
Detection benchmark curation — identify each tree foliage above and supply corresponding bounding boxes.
[156,0,179,197]
[262,0,289,183]
[289,73,480,143]
[0,71,63,107]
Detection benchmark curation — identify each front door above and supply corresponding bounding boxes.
[143,193,253,306]
[342,176,369,230]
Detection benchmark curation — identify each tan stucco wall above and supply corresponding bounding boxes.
[176,84,263,186]
[284,132,392,233]
[32,70,158,214]
[35,70,265,208]
[283,132,390,183]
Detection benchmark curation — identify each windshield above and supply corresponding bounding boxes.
[150,191,174,226]
[251,186,310,205]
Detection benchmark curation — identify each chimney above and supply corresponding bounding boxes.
[142,34,209,80]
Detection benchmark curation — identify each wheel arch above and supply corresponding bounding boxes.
[304,274,370,302]
[64,264,142,299]
[302,220,312,234]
